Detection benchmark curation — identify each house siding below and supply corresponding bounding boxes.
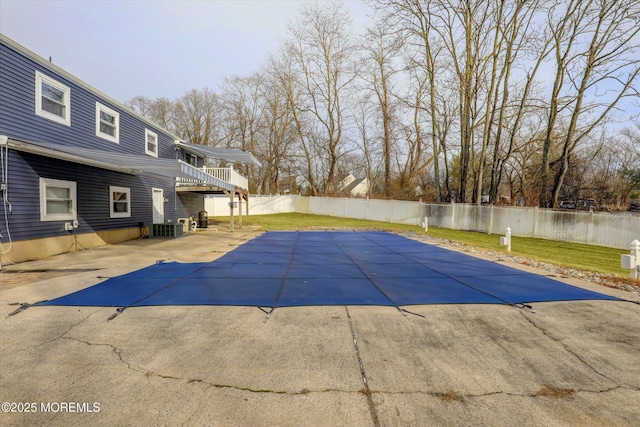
[0,37,199,249]
[2,150,193,241]
[0,43,175,158]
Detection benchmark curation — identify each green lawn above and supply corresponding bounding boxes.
[214,212,629,277]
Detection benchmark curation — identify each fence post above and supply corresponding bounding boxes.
[451,200,455,229]
[365,197,369,221]
[501,227,512,252]
[488,204,494,235]
[633,240,640,280]
[532,206,538,238]
[621,240,640,280]
[587,208,594,245]
[390,199,394,223]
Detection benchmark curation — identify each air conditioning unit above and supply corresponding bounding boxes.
[149,223,184,238]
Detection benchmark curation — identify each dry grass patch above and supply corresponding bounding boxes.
[536,384,576,399]
[440,390,462,402]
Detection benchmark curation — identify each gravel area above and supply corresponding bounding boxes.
[306,226,640,295]
[404,231,640,295]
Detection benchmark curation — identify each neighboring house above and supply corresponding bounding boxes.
[337,174,369,197]
[0,34,260,265]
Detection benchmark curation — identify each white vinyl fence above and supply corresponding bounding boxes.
[422,203,638,250]
[205,195,299,217]
[205,195,639,249]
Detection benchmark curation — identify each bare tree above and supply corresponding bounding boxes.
[122,0,638,208]
[351,95,381,197]
[255,56,300,194]
[219,74,265,190]
[448,0,493,203]
[125,95,153,117]
[395,67,432,194]
[286,1,356,195]
[220,74,263,150]
[540,0,640,207]
[375,0,499,202]
[578,123,639,208]
[126,95,176,133]
[173,88,223,146]
[472,0,545,204]
[618,123,640,201]
[360,23,404,197]
[372,0,455,200]
[549,0,640,207]
[272,49,321,196]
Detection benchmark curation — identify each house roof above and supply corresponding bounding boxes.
[0,35,262,167]
[0,34,184,143]
[176,142,262,167]
[343,177,367,193]
[3,137,234,191]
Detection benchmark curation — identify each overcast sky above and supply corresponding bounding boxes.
[0,0,373,103]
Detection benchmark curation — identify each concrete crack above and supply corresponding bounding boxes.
[4,310,97,354]
[518,310,624,388]
[204,383,289,394]
[346,306,381,427]
[59,335,357,396]
[372,389,527,399]
[368,386,628,400]
[61,335,147,375]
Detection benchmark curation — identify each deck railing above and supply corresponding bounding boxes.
[203,167,248,190]
[177,166,248,190]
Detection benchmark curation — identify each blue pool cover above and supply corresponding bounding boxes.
[38,231,620,308]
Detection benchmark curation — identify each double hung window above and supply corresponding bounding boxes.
[109,186,131,218]
[96,102,119,143]
[39,178,76,221]
[35,71,71,126]
[145,129,158,157]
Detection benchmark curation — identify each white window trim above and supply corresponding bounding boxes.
[109,186,131,218]
[96,102,120,143]
[35,71,71,126]
[39,177,77,221]
[145,129,158,157]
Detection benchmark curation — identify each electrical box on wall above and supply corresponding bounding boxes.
[621,254,635,269]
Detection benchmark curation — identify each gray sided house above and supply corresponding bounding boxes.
[0,34,260,265]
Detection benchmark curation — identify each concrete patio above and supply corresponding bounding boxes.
[1,225,639,426]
